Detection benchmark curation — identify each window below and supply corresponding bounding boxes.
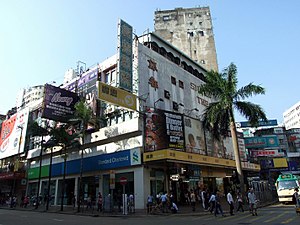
[173,102,179,111]
[200,60,206,64]
[187,31,194,37]
[189,22,193,26]
[164,90,171,99]
[179,80,184,89]
[105,73,110,83]
[163,15,170,21]
[199,31,204,36]
[199,22,203,26]
[171,76,176,85]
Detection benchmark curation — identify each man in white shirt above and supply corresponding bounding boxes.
[248,188,257,216]
[208,193,216,213]
[227,190,234,215]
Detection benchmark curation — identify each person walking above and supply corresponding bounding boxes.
[147,193,154,214]
[248,188,258,216]
[190,189,196,211]
[227,190,234,215]
[201,188,206,209]
[214,191,225,217]
[236,192,244,212]
[293,188,299,207]
[97,192,103,212]
[208,192,216,214]
[160,192,168,213]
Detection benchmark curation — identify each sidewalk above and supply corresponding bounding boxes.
[0,199,276,218]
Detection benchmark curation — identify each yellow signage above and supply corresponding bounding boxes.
[143,149,260,171]
[273,158,288,168]
[98,81,137,111]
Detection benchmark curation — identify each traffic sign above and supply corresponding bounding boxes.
[120,177,127,185]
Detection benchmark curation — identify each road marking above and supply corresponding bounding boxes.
[281,217,295,224]
[263,211,287,223]
[219,213,253,221]
[53,219,64,222]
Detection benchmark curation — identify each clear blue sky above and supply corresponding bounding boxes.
[1,0,299,124]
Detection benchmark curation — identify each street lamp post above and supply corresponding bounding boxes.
[35,135,44,209]
[154,98,164,109]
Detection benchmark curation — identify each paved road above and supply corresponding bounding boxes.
[0,204,299,225]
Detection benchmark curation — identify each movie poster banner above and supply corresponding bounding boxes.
[184,116,206,154]
[42,84,80,122]
[0,108,29,159]
[144,108,184,151]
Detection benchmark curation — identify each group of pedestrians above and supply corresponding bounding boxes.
[147,192,178,214]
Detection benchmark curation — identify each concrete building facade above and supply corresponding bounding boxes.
[154,7,218,72]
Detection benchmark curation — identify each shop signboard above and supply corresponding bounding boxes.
[244,136,279,149]
[42,84,80,122]
[98,82,137,111]
[117,19,133,92]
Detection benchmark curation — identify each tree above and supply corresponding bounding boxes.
[71,99,97,212]
[48,124,80,211]
[27,121,50,209]
[198,63,267,194]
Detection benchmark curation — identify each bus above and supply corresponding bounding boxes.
[275,174,299,203]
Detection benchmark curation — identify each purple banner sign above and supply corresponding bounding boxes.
[42,84,80,122]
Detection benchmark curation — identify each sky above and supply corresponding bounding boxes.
[1,0,300,124]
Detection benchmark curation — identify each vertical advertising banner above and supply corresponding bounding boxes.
[117,19,133,92]
[42,84,80,122]
[64,67,98,116]
[0,108,29,159]
[183,116,206,154]
[144,109,184,152]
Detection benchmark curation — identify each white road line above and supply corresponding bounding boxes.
[53,219,64,222]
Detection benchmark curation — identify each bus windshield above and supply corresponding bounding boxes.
[277,180,298,190]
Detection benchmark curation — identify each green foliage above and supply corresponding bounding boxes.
[199,63,267,139]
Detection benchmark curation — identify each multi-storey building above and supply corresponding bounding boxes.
[1,30,260,210]
[154,7,218,72]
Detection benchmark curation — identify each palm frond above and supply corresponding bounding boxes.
[235,101,267,127]
[235,83,265,100]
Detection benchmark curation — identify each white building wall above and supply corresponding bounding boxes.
[137,41,210,114]
[283,100,300,130]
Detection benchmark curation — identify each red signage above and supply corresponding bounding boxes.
[119,177,127,185]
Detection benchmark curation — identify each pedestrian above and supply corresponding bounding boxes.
[147,193,154,214]
[214,191,225,217]
[208,192,216,214]
[23,196,29,208]
[236,192,244,212]
[171,201,178,213]
[201,188,207,209]
[72,194,76,208]
[190,189,196,211]
[248,188,258,216]
[227,190,234,215]
[160,192,168,213]
[292,188,299,207]
[97,192,103,212]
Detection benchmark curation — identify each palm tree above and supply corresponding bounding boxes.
[48,124,80,211]
[71,99,97,212]
[198,63,267,194]
[27,121,49,209]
